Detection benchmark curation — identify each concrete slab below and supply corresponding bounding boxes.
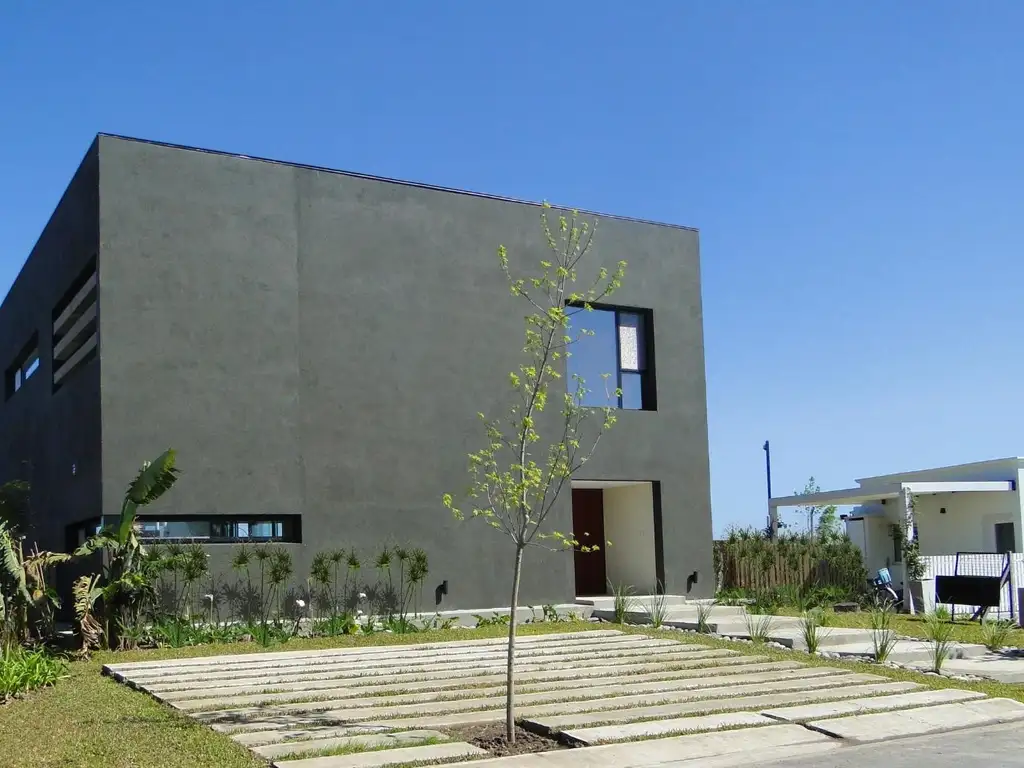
[808,698,1024,742]
[121,642,719,686]
[270,740,487,767]
[522,681,922,733]
[172,665,846,712]
[560,711,775,745]
[762,688,986,722]
[253,730,444,760]
[233,725,393,747]
[909,654,1024,683]
[147,651,764,695]
[105,630,624,672]
[461,724,835,767]
[158,660,806,701]
[113,636,686,683]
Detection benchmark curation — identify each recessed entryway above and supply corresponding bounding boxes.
[571,480,662,597]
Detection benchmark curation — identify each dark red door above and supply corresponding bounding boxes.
[572,489,607,596]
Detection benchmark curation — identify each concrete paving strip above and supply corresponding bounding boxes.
[271,741,488,768]
[253,729,445,760]
[149,647,739,691]
[520,681,922,732]
[807,697,1024,742]
[106,632,646,679]
[171,664,846,711]
[157,659,806,700]
[457,724,834,767]
[761,687,987,722]
[233,725,395,747]
[311,672,885,723]
[560,711,775,745]
[117,640,705,684]
[145,650,757,694]
[106,630,624,672]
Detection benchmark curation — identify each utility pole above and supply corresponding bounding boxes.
[763,440,777,538]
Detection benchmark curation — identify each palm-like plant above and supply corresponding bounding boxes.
[74,449,180,649]
[0,522,71,646]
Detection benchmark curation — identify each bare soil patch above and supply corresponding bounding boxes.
[445,722,569,756]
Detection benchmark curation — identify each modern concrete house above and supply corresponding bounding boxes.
[769,458,1024,614]
[0,135,713,610]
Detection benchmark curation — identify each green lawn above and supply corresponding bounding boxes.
[2,620,1023,768]
[777,608,1024,647]
[0,623,596,768]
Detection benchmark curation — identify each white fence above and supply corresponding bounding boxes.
[920,553,1024,620]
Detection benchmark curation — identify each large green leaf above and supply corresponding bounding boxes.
[125,449,180,506]
[0,524,29,602]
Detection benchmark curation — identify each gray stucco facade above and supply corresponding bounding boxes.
[0,135,713,610]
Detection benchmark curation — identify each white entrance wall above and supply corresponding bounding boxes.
[602,483,658,592]
[913,491,1019,555]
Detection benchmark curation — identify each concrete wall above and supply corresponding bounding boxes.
[912,492,1020,555]
[0,143,102,553]
[51,133,711,611]
[603,484,658,592]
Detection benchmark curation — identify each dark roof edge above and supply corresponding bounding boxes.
[97,133,699,233]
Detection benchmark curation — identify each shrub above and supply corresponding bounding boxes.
[981,617,1013,652]
[611,583,637,624]
[801,608,829,653]
[933,605,951,621]
[0,646,67,700]
[744,613,776,643]
[869,603,898,663]
[924,613,955,673]
[695,601,716,634]
[646,587,668,628]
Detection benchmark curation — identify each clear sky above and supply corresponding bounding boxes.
[2,2,1023,535]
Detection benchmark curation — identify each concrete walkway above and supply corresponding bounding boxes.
[586,600,1024,681]
[105,628,1024,767]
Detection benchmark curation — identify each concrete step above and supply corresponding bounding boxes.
[825,639,990,663]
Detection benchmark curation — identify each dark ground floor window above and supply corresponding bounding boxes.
[67,515,301,547]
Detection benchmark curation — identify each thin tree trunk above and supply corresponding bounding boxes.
[506,545,524,744]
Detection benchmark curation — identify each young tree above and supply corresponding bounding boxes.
[794,477,838,540]
[443,204,626,744]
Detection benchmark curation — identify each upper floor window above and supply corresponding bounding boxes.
[6,336,40,399]
[52,259,98,390]
[567,305,656,410]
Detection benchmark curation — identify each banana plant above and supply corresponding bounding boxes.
[74,449,180,649]
[0,522,70,647]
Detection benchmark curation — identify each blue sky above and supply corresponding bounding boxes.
[2,2,1023,534]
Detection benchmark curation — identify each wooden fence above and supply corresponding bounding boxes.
[717,547,862,592]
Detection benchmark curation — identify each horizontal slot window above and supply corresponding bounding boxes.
[52,259,98,390]
[136,516,300,543]
[6,335,40,399]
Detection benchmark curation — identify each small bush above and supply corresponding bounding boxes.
[744,613,776,643]
[647,587,669,629]
[933,605,951,621]
[0,646,67,700]
[981,617,1013,652]
[801,608,829,653]
[869,603,898,663]
[611,583,637,624]
[695,601,716,634]
[924,613,956,673]
[748,588,781,616]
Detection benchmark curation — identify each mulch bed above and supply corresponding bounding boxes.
[445,723,570,756]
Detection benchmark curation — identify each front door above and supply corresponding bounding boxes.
[572,489,607,596]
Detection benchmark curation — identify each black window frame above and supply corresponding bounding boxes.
[566,302,657,411]
[6,333,40,400]
[995,522,1015,554]
[67,514,302,546]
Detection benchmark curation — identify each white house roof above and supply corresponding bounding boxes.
[768,457,1022,509]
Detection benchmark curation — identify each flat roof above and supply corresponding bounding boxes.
[98,133,699,233]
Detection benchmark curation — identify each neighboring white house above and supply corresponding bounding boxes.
[768,458,1024,607]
